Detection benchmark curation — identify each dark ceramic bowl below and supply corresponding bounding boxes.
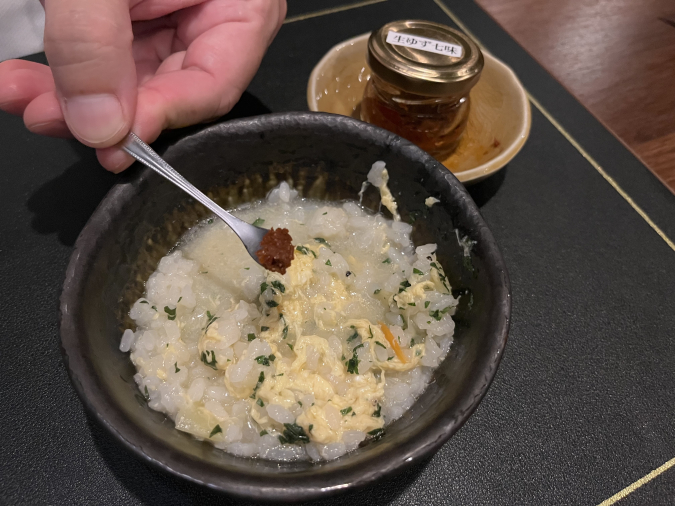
[60,112,510,502]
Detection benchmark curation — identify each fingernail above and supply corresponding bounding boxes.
[63,94,126,145]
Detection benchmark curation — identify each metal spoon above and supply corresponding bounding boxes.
[122,132,268,266]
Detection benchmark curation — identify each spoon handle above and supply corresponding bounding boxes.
[121,132,250,234]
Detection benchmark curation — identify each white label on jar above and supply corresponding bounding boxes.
[386,31,464,58]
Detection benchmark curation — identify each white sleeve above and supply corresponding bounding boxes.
[0,0,46,61]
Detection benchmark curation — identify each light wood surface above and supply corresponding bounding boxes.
[474,0,675,193]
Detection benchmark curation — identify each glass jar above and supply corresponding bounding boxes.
[361,20,483,161]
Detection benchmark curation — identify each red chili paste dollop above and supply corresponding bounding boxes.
[256,228,294,274]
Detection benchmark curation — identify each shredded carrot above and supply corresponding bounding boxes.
[379,322,407,363]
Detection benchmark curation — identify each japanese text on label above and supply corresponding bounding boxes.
[386,31,464,58]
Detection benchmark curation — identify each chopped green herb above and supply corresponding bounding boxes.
[314,237,331,248]
[416,349,422,356]
[209,425,222,438]
[387,356,394,361]
[288,343,294,351]
[295,245,316,257]
[248,333,256,341]
[151,305,157,311]
[369,326,374,339]
[255,355,271,366]
[441,306,452,314]
[399,280,411,293]
[144,385,149,400]
[298,401,303,407]
[269,354,276,362]
[139,300,149,304]
[373,404,382,417]
[164,306,176,320]
[266,300,279,308]
[347,330,359,342]
[425,301,430,308]
[207,218,214,224]
[201,350,218,370]
[204,310,219,332]
[408,302,416,307]
[260,282,269,294]
[346,350,360,374]
[177,297,182,303]
[413,268,424,275]
[252,218,265,227]
[281,423,310,444]
[250,371,265,398]
[340,406,352,416]
[309,424,313,432]
[375,341,386,349]
[374,289,381,295]
[282,326,289,339]
[341,354,346,361]
[271,280,286,293]
[410,338,416,347]
[429,310,442,321]
[325,259,332,266]
[261,326,269,332]
[368,428,385,440]
[174,362,180,373]
[353,343,364,351]
[382,258,392,264]
[257,398,265,407]
[276,373,284,377]
[322,212,327,215]
[260,430,268,436]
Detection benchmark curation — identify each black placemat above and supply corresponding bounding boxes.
[2,0,675,504]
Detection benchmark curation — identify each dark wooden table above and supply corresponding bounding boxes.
[2,1,675,505]
[475,0,675,193]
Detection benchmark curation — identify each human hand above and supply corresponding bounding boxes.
[0,0,286,172]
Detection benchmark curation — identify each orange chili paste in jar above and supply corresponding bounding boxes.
[361,20,484,161]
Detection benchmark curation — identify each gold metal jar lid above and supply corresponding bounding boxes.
[367,20,484,97]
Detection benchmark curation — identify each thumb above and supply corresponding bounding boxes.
[44,0,136,148]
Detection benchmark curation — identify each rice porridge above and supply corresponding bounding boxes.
[120,162,457,462]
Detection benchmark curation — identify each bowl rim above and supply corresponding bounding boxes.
[306,32,532,184]
[59,111,511,502]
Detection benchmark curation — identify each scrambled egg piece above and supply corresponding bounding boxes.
[371,167,400,221]
[253,335,384,443]
[393,280,436,307]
